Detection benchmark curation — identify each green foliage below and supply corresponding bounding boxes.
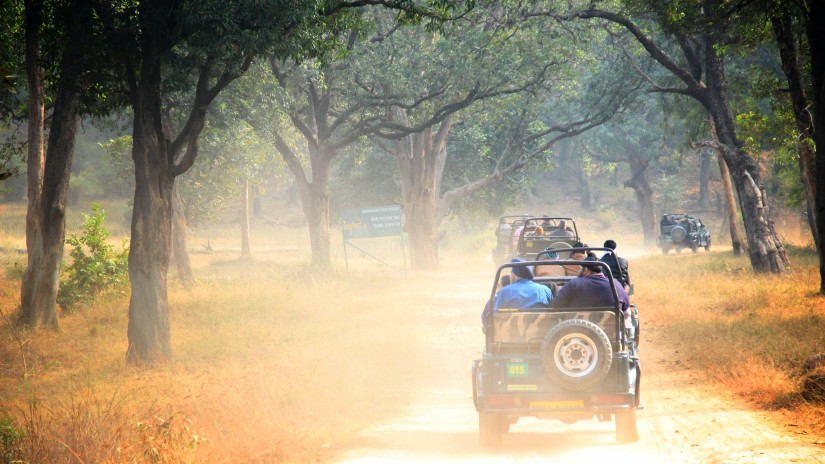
[58,204,129,311]
[0,417,24,463]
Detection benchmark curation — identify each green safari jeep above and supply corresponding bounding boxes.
[473,251,641,446]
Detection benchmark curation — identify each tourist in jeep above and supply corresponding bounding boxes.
[600,239,630,290]
[549,255,628,312]
[549,219,575,238]
[483,259,552,320]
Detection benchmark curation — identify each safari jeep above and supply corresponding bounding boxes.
[512,217,581,260]
[657,213,711,254]
[473,250,641,446]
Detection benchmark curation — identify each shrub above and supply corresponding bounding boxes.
[58,204,129,311]
[0,417,24,463]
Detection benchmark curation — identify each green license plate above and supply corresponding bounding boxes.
[506,362,528,377]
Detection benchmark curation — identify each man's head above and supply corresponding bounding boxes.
[604,239,617,250]
[510,258,534,281]
[558,220,567,228]
[578,254,603,277]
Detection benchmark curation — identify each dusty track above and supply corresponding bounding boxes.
[337,270,825,463]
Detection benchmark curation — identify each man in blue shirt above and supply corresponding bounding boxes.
[482,259,553,323]
[495,258,553,311]
[549,255,629,312]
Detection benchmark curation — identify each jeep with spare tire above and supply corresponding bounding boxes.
[511,217,581,261]
[473,249,641,446]
[657,213,711,255]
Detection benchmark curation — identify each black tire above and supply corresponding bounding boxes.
[660,246,668,255]
[691,242,698,253]
[674,247,682,254]
[615,407,639,443]
[705,237,711,251]
[479,412,502,447]
[670,226,687,242]
[541,319,613,391]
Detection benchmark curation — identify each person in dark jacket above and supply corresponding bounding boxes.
[600,239,630,291]
[549,255,629,312]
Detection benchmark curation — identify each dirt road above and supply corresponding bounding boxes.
[337,270,825,463]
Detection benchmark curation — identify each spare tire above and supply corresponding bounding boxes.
[670,226,687,242]
[541,319,613,391]
[547,241,573,259]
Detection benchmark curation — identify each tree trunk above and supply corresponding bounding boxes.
[240,178,251,260]
[808,0,825,293]
[170,181,194,286]
[703,13,788,272]
[578,164,592,209]
[624,152,656,246]
[391,115,452,271]
[126,43,173,365]
[19,0,80,328]
[698,150,711,210]
[772,10,818,250]
[716,150,745,254]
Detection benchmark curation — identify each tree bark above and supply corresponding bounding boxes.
[808,0,825,293]
[624,152,656,246]
[240,178,251,260]
[126,2,176,363]
[19,0,81,329]
[578,163,592,209]
[391,114,452,271]
[127,60,174,364]
[170,181,194,286]
[716,150,745,254]
[698,150,711,210]
[771,9,818,250]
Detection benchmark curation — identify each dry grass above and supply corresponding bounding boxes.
[0,216,439,463]
[632,245,825,417]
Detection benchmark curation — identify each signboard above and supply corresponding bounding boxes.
[341,205,403,240]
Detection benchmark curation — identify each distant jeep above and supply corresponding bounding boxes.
[492,214,534,264]
[657,213,711,254]
[512,217,581,261]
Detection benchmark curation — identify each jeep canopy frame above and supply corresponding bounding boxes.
[513,217,580,260]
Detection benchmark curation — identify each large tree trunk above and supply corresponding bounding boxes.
[809,0,825,293]
[624,152,656,246]
[703,13,788,272]
[170,181,194,286]
[578,163,592,209]
[698,150,711,210]
[126,42,173,364]
[391,116,452,271]
[240,178,251,260]
[772,10,818,250]
[716,151,745,254]
[19,0,81,328]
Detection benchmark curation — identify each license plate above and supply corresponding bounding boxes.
[529,400,585,410]
[506,362,528,377]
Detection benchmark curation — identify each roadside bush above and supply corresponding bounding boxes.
[0,417,24,463]
[57,204,129,311]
